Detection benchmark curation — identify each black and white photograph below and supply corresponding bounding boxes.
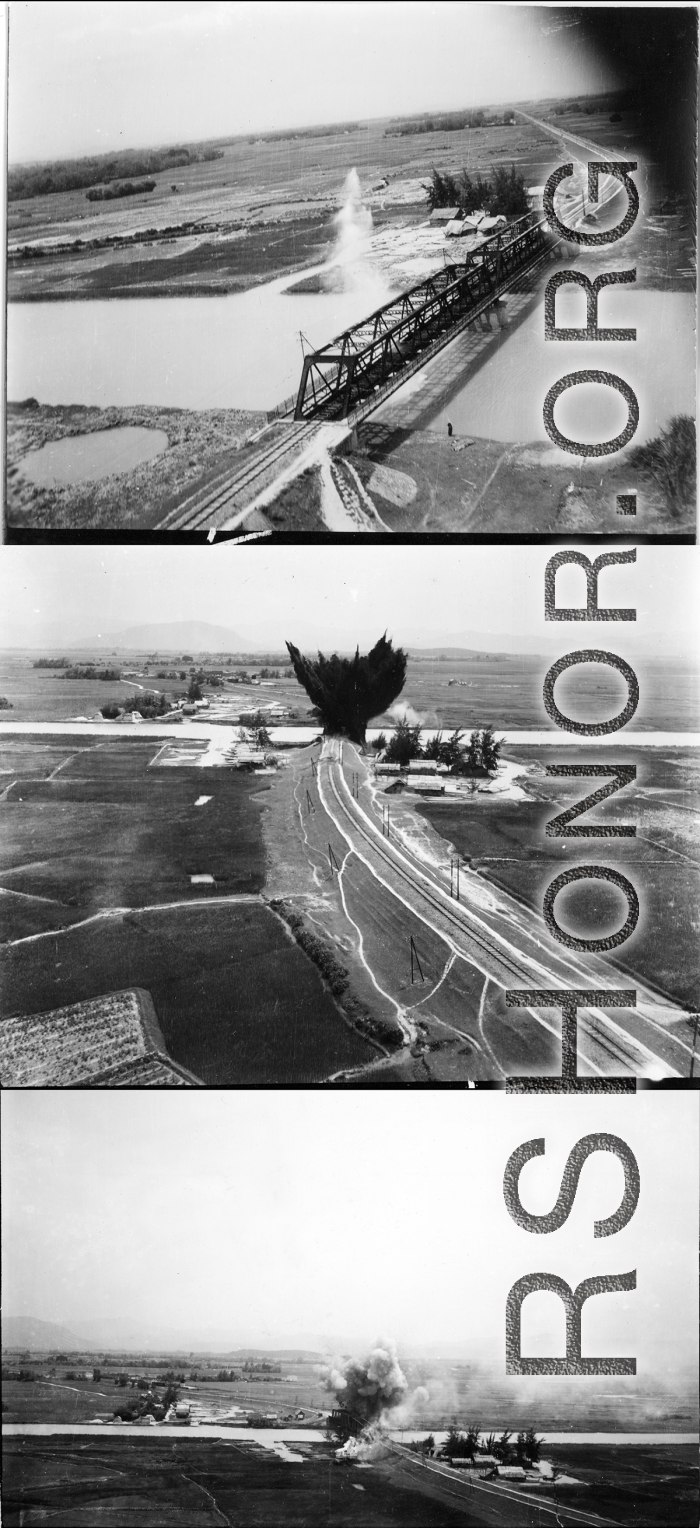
[1,1088,698,1524]
[2,6,699,1526]
[1,540,698,1087]
[4,3,697,535]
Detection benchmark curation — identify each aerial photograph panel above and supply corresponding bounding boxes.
[2,1089,698,1525]
[1,540,698,1087]
[5,3,696,535]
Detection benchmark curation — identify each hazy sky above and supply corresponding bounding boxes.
[1,542,698,658]
[3,1090,697,1373]
[7,2,618,164]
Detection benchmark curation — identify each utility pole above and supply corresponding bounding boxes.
[328,843,341,876]
[410,936,425,984]
[305,789,315,815]
[689,1012,699,1078]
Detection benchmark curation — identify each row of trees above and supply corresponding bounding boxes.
[442,1425,542,1465]
[389,109,516,136]
[425,163,529,217]
[86,180,156,201]
[9,144,224,201]
[64,666,122,681]
[100,692,171,720]
[376,722,503,774]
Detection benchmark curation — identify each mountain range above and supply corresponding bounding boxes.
[2,619,692,660]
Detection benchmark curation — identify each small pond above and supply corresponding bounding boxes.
[18,426,170,485]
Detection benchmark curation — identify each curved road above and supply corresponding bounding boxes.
[316,740,690,1080]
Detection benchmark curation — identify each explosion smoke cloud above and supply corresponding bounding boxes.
[322,1337,428,1431]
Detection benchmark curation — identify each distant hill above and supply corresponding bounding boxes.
[103,621,262,652]
[2,1315,97,1351]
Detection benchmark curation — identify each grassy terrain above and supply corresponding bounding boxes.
[5,110,599,298]
[0,654,312,725]
[263,465,327,532]
[399,655,699,733]
[10,96,688,303]
[3,1437,696,1528]
[1,902,375,1084]
[0,735,376,1081]
[416,746,700,1009]
[344,425,680,536]
[2,1363,329,1427]
[1,1436,472,1528]
[545,1443,699,1528]
[7,403,265,531]
[2,649,697,732]
[0,741,269,936]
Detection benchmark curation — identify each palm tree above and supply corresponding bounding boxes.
[480,725,504,773]
[494,1430,513,1463]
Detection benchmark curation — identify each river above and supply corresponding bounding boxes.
[0,722,698,746]
[6,266,393,412]
[8,250,693,439]
[422,289,695,446]
[3,1424,695,1445]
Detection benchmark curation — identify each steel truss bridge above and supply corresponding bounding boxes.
[293,210,559,423]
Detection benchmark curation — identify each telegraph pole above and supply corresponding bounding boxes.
[410,937,425,984]
[689,1012,699,1078]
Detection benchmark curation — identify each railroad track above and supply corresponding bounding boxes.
[155,420,321,532]
[318,743,687,1078]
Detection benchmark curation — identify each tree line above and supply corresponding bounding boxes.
[9,144,224,201]
[389,109,516,136]
[85,180,156,201]
[376,721,503,774]
[425,163,529,217]
[439,1424,542,1465]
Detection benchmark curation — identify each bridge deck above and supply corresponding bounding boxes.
[294,211,559,422]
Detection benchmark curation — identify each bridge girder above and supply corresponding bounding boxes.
[294,212,555,422]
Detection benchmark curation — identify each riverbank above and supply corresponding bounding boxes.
[337,426,679,533]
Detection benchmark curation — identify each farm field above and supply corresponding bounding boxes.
[3,649,698,731]
[0,735,376,1081]
[1,900,374,1084]
[1,1359,331,1427]
[0,738,269,938]
[1,1435,474,1528]
[416,746,700,1010]
[402,655,700,734]
[7,99,663,303]
[0,650,309,724]
[2,1436,697,1528]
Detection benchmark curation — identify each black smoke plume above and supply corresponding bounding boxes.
[322,1339,410,1430]
[285,635,407,746]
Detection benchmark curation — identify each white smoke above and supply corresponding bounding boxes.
[333,168,374,275]
[388,701,424,727]
[323,169,392,309]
